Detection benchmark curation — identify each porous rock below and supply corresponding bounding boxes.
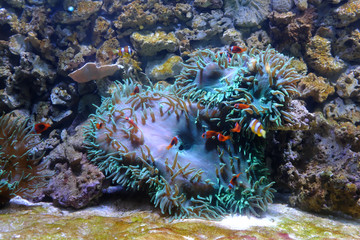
[334,28,360,63]
[268,114,360,218]
[334,0,360,27]
[305,35,346,77]
[336,67,360,101]
[40,126,105,209]
[146,54,183,82]
[130,31,179,56]
[299,73,335,103]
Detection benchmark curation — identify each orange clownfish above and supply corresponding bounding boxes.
[228,172,243,190]
[202,131,231,142]
[234,103,250,109]
[125,117,138,131]
[34,122,51,134]
[230,46,247,54]
[96,122,104,130]
[249,119,266,138]
[112,46,134,57]
[230,122,241,133]
[202,130,220,139]
[130,86,140,95]
[217,133,231,142]
[166,136,179,150]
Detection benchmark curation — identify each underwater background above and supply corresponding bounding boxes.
[0,0,360,239]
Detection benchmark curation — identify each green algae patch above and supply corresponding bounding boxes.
[1,202,360,239]
[277,217,360,239]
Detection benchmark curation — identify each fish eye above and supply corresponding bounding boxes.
[178,144,184,151]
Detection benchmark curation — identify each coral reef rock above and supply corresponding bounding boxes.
[145,54,183,82]
[269,9,316,51]
[53,1,103,24]
[336,66,360,101]
[246,30,271,50]
[272,0,294,13]
[305,35,347,77]
[194,0,223,9]
[38,125,105,209]
[299,73,335,103]
[324,97,360,124]
[270,115,360,218]
[293,0,308,10]
[220,28,244,45]
[176,10,232,42]
[334,0,360,27]
[130,31,179,57]
[224,0,271,28]
[334,28,360,63]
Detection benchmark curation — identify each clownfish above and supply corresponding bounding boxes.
[230,122,241,133]
[217,133,231,142]
[249,119,266,138]
[96,122,104,130]
[234,103,250,110]
[130,86,140,95]
[202,131,231,142]
[166,136,179,150]
[202,130,220,139]
[34,122,51,134]
[125,117,138,131]
[230,46,247,54]
[228,172,243,190]
[112,46,134,57]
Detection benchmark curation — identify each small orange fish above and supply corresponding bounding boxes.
[230,122,241,133]
[166,136,179,150]
[230,46,247,54]
[234,103,250,109]
[130,86,139,95]
[96,122,104,130]
[34,122,51,134]
[112,46,133,57]
[228,172,243,190]
[202,130,220,139]
[249,119,266,138]
[217,133,231,142]
[125,117,138,130]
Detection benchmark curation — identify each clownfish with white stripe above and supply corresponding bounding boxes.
[249,119,266,138]
[111,46,134,57]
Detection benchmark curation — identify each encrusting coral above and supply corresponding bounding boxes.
[0,114,48,206]
[84,46,302,219]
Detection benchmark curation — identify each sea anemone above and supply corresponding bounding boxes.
[85,46,300,219]
[0,114,48,206]
[175,46,301,136]
[84,79,275,219]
